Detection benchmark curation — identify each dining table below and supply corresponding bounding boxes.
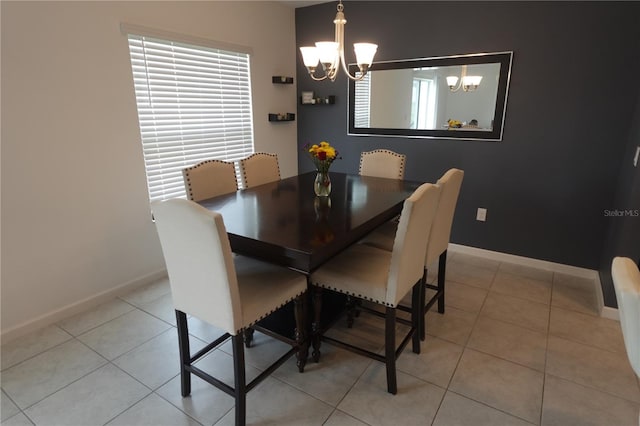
[198,171,423,362]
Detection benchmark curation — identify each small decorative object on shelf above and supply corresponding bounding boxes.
[447,119,462,129]
[268,113,295,122]
[272,76,294,84]
[301,95,335,105]
[303,141,340,197]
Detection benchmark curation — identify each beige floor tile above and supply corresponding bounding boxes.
[426,306,477,346]
[274,344,371,406]
[467,316,547,371]
[107,393,202,426]
[480,292,550,333]
[120,278,171,307]
[433,391,535,426]
[323,409,369,426]
[552,273,600,315]
[338,363,445,426]
[57,298,136,337]
[214,377,334,425]
[449,349,544,424]
[542,374,639,426]
[1,325,72,370]
[397,336,464,388]
[24,364,150,426]
[1,412,34,426]
[77,309,171,360]
[446,281,488,313]
[2,339,107,409]
[450,253,501,271]
[549,307,625,354]
[546,335,640,403]
[137,293,177,326]
[446,262,497,290]
[1,390,21,422]
[498,262,553,282]
[491,271,552,305]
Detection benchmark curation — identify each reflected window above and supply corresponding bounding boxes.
[411,77,437,130]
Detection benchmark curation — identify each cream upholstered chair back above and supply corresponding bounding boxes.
[239,152,281,188]
[425,168,464,265]
[151,199,242,335]
[386,183,441,306]
[359,149,406,180]
[182,159,238,202]
[612,256,640,377]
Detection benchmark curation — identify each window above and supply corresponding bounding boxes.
[410,78,437,130]
[125,27,254,201]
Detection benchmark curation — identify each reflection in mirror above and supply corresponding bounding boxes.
[348,52,513,141]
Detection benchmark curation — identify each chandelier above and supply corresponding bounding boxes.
[299,1,378,82]
[446,65,482,92]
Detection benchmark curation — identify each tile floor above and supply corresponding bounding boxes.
[2,252,639,425]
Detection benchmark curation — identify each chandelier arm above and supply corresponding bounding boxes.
[339,49,367,81]
[308,72,329,82]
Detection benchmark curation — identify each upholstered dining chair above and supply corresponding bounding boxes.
[182,159,238,202]
[612,257,640,376]
[359,149,406,180]
[310,182,441,394]
[239,152,281,189]
[151,198,308,426]
[361,168,464,340]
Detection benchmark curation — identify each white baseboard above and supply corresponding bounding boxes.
[448,244,609,319]
[1,269,168,344]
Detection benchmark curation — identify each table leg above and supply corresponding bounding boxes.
[311,285,322,362]
[294,294,308,372]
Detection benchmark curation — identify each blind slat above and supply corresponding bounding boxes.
[127,32,254,200]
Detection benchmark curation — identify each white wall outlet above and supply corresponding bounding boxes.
[634,146,639,167]
[476,208,487,222]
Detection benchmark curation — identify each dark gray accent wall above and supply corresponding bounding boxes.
[599,88,640,308]
[295,1,640,306]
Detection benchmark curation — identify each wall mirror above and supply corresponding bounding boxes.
[348,51,513,141]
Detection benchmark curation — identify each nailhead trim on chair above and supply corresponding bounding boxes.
[359,149,406,180]
[313,282,396,307]
[183,159,237,201]
[240,153,281,189]
[238,288,307,334]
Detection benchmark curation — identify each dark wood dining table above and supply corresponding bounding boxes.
[198,171,423,363]
[198,171,422,274]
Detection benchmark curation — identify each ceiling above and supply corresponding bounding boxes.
[277,1,331,8]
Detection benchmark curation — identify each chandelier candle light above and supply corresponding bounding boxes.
[299,1,378,81]
[446,65,482,92]
[304,141,340,196]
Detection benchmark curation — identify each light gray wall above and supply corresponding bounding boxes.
[1,1,299,337]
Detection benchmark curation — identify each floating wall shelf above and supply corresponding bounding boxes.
[272,76,294,84]
[268,113,295,122]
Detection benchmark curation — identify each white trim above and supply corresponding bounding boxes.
[448,243,606,318]
[601,306,619,321]
[120,23,253,55]
[1,269,168,344]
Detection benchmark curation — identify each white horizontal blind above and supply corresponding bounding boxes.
[126,33,254,201]
[354,72,371,128]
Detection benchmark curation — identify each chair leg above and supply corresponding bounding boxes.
[232,333,247,426]
[243,328,254,348]
[293,294,308,373]
[420,268,427,341]
[385,307,397,395]
[411,283,421,354]
[175,310,191,397]
[438,250,447,314]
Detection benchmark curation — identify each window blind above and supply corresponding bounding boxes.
[126,33,254,201]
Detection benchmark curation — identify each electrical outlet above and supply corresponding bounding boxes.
[476,208,487,222]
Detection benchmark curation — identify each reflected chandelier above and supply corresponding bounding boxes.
[446,65,482,92]
[299,1,378,82]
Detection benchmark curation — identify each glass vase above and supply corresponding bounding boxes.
[314,171,331,197]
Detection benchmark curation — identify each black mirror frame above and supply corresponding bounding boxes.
[348,51,513,141]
